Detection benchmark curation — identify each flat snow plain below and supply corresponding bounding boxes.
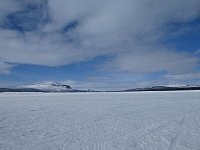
[0,91,200,150]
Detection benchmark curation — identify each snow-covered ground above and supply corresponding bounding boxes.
[0,91,200,150]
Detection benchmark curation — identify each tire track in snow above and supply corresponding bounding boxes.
[168,106,186,150]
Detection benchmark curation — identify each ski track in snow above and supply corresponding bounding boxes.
[0,91,200,150]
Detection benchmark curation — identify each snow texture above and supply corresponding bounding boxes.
[0,91,200,150]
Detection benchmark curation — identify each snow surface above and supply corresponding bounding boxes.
[0,91,200,150]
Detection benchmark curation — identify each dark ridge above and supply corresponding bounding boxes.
[50,83,71,89]
[121,86,200,92]
[1,86,200,93]
[0,88,44,92]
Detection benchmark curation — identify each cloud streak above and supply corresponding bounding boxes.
[0,61,13,74]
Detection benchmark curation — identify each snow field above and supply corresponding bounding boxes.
[0,91,200,150]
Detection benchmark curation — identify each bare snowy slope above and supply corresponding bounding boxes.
[18,82,72,92]
[0,91,200,150]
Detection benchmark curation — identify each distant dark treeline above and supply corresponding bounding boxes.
[121,86,200,92]
[0,88,44,92]
[106,86,200,92]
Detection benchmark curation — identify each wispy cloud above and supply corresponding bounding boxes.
[165,73,200,80]
[0,61,13,74]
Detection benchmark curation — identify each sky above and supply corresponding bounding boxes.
[0,0,200,90]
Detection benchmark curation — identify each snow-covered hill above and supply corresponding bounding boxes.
[123,84,200,92]
[18,82,72,92]
[160,84,200,88]
[1,82,200,93]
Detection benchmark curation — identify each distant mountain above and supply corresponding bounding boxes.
[18,82,72,92]
[1,83,200,93]
[122,85,200,92]
[0,82,96,93]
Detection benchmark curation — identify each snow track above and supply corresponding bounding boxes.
[0,91,200,150]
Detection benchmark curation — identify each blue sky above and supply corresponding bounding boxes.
[0,0,200,90]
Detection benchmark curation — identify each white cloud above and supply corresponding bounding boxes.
[0,0,200,75]
[0,0,21,21]
[0,61,13,74]
[165,73,200,80]
[103,48,198,74]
